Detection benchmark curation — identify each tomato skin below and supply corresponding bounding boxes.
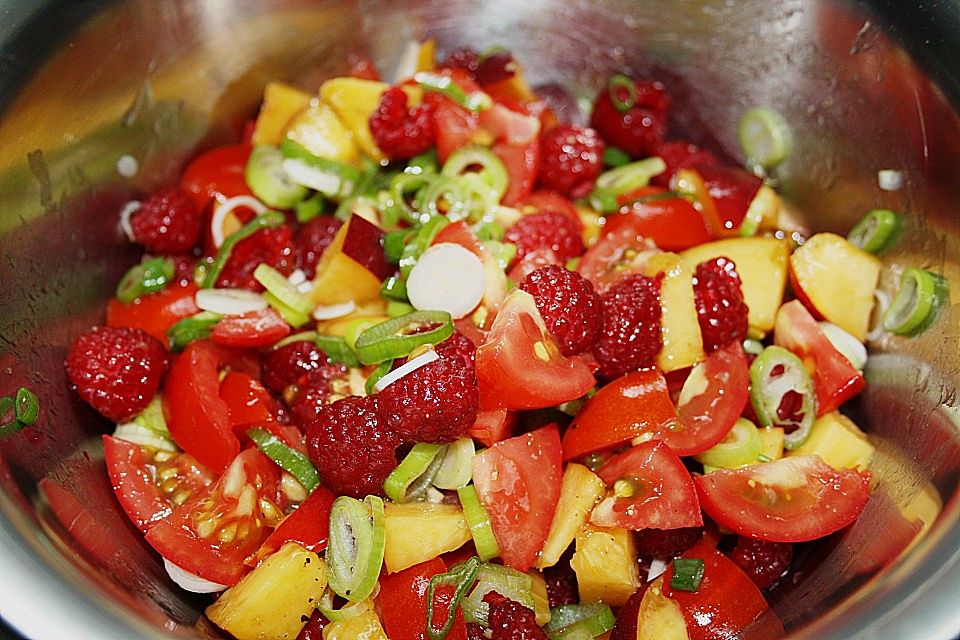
[210,308,291,348]
[432,97,482,163]
[252,486,335,566]
[576,226,657,291]
[603,187,713,251]
[698,166,763,234]
[432,220,484,256]
[475,290,595,410]
[773,300,865,416]
[494,137,539,207]
[562,368,677,461]
[695,455,871,543]
[468,408,516,446]
[106,283,200,344]
[666,342,750,456]
[473,424,563,571]
[378,557,468,640]
[591,440,703,530]
[145,448,284,586]
[179,144,253,211]
[220,371,278,429]
[521,190,579,222]
[663,539,782,640]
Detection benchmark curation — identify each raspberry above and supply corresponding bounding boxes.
[130,188,202,255]
[305,394,400,497]
[260,340,326,394]
[650,141,719,188]
[297,216,343,279]
[466,623,486,640]
[369,87,436,160]
[290,362,352,425]
[633,526,704,559]
[590,78,669,158]
[439,48,481,75]
[543,561,579,608]
[728,537,793,590]
[434,330,477,368]
[520,265,603,356]
[591,272,664,380]
[538,125,605,198]
[216,224,296,291]
[487,594,547,640]
[377,356,478,444]
[66,326,169,422]
[169,255,197,286]
[296,609,329,640]
[692,257,749,353]
[504,211,584,266]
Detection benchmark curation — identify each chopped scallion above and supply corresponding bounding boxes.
[883,267,950,336]
[116,257,175,303]
[383,442,447,503]
[457,485,500,562]
[365,359,395,396]
[314,335,362,368]
[247,427,320,493]
[201,211,286,288]
[415,72,492,112]
[738,107,792,171]
[326,495,385,602]
[0,386,39,440]
[670,558,705,592]
[607,74,637,113]
[166,311,223,351]
[543,602,616,640]
[749,346,816,449]
[426,556,481,640]
[353,310,455,365]
[847,208,905,255]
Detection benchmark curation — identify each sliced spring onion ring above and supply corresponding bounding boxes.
[407,243,486,319]
[818,322,867,370]
[273,330,319,349]
[374,348,439,392]
[415,72,492,112]
[353,310,455,365]
[670,558,705,592]
[473,221,505,242]
[594,157,667,196]
[245,145,310,209]
[314,335,362,368]
[399,215,451,278]
[426,556,481,640]
[460,562,534,625]
[0,387,40,440]
[166,311,223,351]
[866,289,891,342]
[406,149,439,175]
[210,195,269,249]
[542,602,616,640]
[694,418,762,469]
[163,558,227,594]
[433,437,476,490]
[247,427,320,493]
[280,138,362,198]
[387,300,416,317]
[384,229,413,265]
[588,188,619,214]
[195,288,268,315]
[380,276,408,302]
[317,589,375,622]
[738,107,792,171]
[201,210,286,288]
[382,173,434,227]
[883,267,950,336]
[602,146,632,168]
[457,485,500,562]
[263,291,311,328]
[607,74,637,113]
[419,176,469,221]
[115,257,175,303]
[847,209,905,254]
[326,495,386,602]
[749,346,816,449]
[118,200,141,241]
[295,193,326,223]
[114,421,178,452]
[384,442,448,503]
[253,263,314,315]
[441,145,509,203]
[365,359,395,395]
[312,300,357,321]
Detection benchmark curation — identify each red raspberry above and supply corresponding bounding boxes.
[216,224,297,291]
[377,356,478,444]
[439,47,481,75]
[538,124,605,198]
[260,340,326,394]
[520,265,603,356]
[290,362,352,425]
[590,78,669,158]
[130,188,202,255]
[592,272,664,380]
[296,609,330,640]
[692,257,749,353]
[305,394,400,497]
[487,595,547,640]
[369,87,436,160]
[633,526,704,559]
[650,141,719,188]
[169,255,197,286]
[434,330,477,368]
[466,623,486,640]
[728,537,793,590]
[504,211,584,266]
[543,561,579,608]
[66,326,169,421]
[297,216,343,279]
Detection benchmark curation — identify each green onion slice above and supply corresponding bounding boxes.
[114,421,177,452]
[457,485,500,562]
[326,495,386,602]
[262,291,311,329]
[419,176,469,221]
[406,149,439,176]
[254,263,314,315]
[116,257,175,303]
[365,359,395,396]
[317,589,374,622]
[543,602,616,640]
[433,437,476,490]
[399,215,450,278]
[607,74,637,113]
[380,275,409,302]
[587,188,619,214]
[603,146,632,168]
[166,311,222,351]
[594,157,667,196]
[749,345,816,449]
[460,562,534,625]
[738,107,792,171]
[426,556,481,640]
[275,330,319,349]
[441,145,509,203]
[314,335,362,368]
[201,211,286,288]
[387,300,416,317]
[295,193,325,223]
[472,221,504,242]
[883,267,950,336]
[383,173,434,227]
[694,418,762,469]
[247,427,320,493]
[848,209,905,254]
[670,558,705,592]
[384,442,447,503]
[415,72,492,112]
[384,229,414,265]
[0,387,40,440]
[353,310,454,365]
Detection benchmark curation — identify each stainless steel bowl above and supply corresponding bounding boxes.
[1,1,958,638]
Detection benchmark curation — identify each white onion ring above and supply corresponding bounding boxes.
[374,350,439,393]
[118,200,141,241]
[195,288,269,315]
[287,269,307,286]
[866,289,890,342]
[647,558,669,582]
[163,558,227,593]
[312,300,356,320]
[211,195,268,248]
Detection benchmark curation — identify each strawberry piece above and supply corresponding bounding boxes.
[728,537,793,590]
[260,340,326,394]
[369,87,436,160]
[130,188,202,254]
[486,594,547,640]
[290,362,352,425]
[592,272,664,380]
[66,326,169,421]
[520,265,603,356]
[692,257,749,353]
[504,210,584,266]
[537,124,605,197]
[216,224,297,291]
[590,77,669,158]
[297,216,343,279]
[305,394,400,498]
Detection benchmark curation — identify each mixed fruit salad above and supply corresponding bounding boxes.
[58,42,949,640]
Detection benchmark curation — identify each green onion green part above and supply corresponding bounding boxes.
[457,485,500,562]
[595,157,667,195]
[441,144,509,203]
[694,418,762,469]
[588,188,619,213]
[883,267,950,336]
[384,229,413,265]
[387,300,416,317]
[116,257,175,303]
[399,215,451,278]
[254,263,314,315]
[201,211,286,288]
[384,442,447,503]
[406,149,439,176]
[603,146,632,167]
[415,72,492,112]
[607,74,637,113]
[326,495,386,602]
[738,107,792,171]
[365,359,395,396]
[317,589,374,623]
[543,602,616,640]
[314,335,362,368]
[847,209,905,255]
[262,291,311,328]
[353,310,455,365]
[247,427,320,493]
[460,562,534,625]
[0,387,40,440]
[245,145,310,209]
[380,275,409,302]
[295,194,326,223]
[670,558,705,592]
[472,221,505,242]
[433,437,476,490]
[166,311,223,351]
[426,556,481,640]
[749,345,816,449]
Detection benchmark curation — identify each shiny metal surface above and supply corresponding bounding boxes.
[0,1,958,638]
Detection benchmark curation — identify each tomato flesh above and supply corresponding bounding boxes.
[577,226,658,291]
[106,283,200,345]
[604,187,713,251]
[252,486,335,566]
[210,308,292,348]
[695,455,871,543]
[468,408,516,447]
[179,143,254,211]
[378,557,468,640]
[472,424,563,571]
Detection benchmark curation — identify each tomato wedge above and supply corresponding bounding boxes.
[144,448,285,586]
[773,300,865,416]
[252,486,335,566]
[562,368,677,461]
[590,441,703,530]
[577,226,659,291]
[468,408,516,447]
[106,283,200,344]
[431,96,482,163]
[102,435,215,532]
[604,187,713,251]
[210,308,291,348]
[179,143,254,211]
[662,539,783,640]
[432,220,484,256]
[493,137,539,207]
[664,342,750,456]
[378,557,469,640]
[472,424,563,571]
[521,190,580,222]
[695,455,871,543]
[476,289,594,410]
